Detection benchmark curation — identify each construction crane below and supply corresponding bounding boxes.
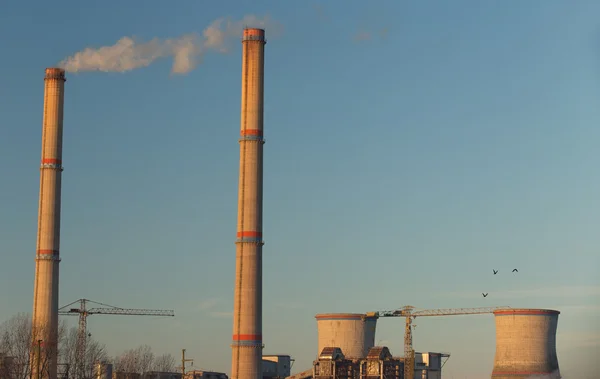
[59,299,175,379]
[366,305,512,379]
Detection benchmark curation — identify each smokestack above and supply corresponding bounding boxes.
[491,309,561,379]
[230,28,266,379]
[31,67,66,379]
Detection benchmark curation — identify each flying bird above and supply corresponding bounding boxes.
[493,269,498,275]
[482,293,488,297]
[512,269,518,273]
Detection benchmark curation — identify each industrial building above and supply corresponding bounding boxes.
[313,347,403,379]
[0,353,16,377]
[94,361,113,379]
[140,374,179,379]
[98,355,289,379]
[491,308,561,379]
[413,353,446,379]
[310,347,446,379]
[309,313,447,379]
[262,355,293,379]
[291,309,562,379]
[185,370,230,379]
[113,374,141,379]
[136,370,228,379]
[93,307,564,379]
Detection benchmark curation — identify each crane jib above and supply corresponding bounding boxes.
[57,298,175,379]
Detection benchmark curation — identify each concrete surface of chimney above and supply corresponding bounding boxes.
[491,309,561,379]
[230,28,266,379]
[31,67,66,379]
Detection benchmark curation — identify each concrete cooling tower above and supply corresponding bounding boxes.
[315,313,378,359]
[492,309,561,379]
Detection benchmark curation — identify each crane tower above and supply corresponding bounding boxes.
[59,299,175,379]
[367,305,512,379]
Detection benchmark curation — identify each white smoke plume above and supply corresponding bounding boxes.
[58,14,282,75]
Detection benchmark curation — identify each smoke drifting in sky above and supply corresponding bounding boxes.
[58,14,281,75]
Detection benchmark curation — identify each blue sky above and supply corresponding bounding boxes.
[1,0,599,377]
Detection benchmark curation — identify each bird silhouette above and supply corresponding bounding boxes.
[512,269,518,273]
[482,293,488,297]
[493,269,498,275]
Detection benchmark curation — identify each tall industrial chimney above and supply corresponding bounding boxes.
[31,67,66,379]
[492,309,561,379]
[230,28,266,379]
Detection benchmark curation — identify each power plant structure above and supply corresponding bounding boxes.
[310,313,447,379]
[366,305,512,378]
[313,347,405,379]
[31,67,67,379]
[315,314,378,359]
[231,28,267,379]
[8,25,567,379]
[491,308,561,379]
[297,308,563,379]
[312,313,407,379]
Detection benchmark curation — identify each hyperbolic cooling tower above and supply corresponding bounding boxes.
[315,313,379,358]
[230,28,267,379]
[492,309,561,379]
[32,67,66,379]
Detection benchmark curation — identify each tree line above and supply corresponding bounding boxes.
[0,313,177,379]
